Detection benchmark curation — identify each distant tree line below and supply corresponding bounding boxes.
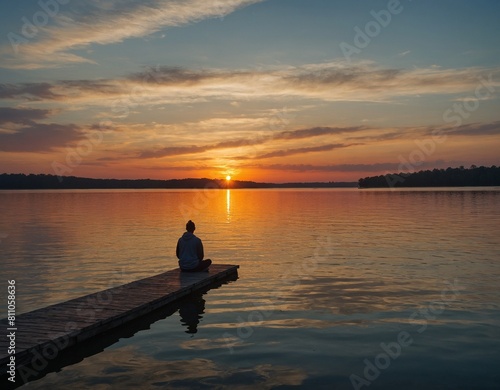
[358,165,500,188]
[0,173,357,190]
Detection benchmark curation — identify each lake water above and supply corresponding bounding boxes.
[1,188,499,389]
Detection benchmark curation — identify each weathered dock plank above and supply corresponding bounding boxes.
[0,264,238,371]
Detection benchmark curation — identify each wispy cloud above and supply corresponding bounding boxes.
[137,122,500,161]
[1,0,263,69]
[247,143,358,159]
[137,126,366,159]
[439,121,500,136]
[138,134,268,159]
[246,160,449,173]
[397,50,411,57]
[245,163,399,173]
[274,126,364,140]
[3,63,499,105]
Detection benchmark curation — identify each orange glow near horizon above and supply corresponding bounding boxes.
[0,2,499,184]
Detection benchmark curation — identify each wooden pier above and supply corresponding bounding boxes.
[0,264,239,372]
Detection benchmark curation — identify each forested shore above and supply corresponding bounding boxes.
[358,165,500,188]
[0,173,356,189]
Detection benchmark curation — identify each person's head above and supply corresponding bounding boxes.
[186,220,196,233]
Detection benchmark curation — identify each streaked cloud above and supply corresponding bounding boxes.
[274,126,364,140]
[3,63,499,106]
[441,121,500,137]
[249,143,358,159]
[138,133,267,159]
[0,0,264,69]
[246,160,449,173]
[137,125,366,159]
[133,119,500,161]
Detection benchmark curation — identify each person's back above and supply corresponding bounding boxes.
[177,231,203,270]
[176,220,212,272]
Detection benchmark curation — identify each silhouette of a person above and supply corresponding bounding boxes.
[176,220,212,272]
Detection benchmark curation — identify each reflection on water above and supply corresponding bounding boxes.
[2,275,237,389]
[1,188,500,389]
[226,189,231,221]
[24,345,308,390]
[179,293,206,334]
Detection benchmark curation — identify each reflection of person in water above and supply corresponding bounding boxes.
[179,293,206,334]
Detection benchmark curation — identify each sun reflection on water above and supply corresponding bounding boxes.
[226,189,231,222]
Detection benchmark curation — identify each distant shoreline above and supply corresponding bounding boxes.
[0,173,357,190]
[2,165,499,190]
[358,165,500,188]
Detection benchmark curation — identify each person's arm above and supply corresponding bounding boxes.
[176,240,180,259]
[197,239,204,260]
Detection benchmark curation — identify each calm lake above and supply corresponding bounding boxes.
[1,188,499,389]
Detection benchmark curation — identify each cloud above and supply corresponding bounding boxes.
[3,62,499,106]
[127,63,500,104]
[0,83,60,100]
[247,163,397,173]
[132,119,500,161]
[0,123,83,152]
[137,126,366,159]
[275,126,364,140]
[0,107,52,125]
[250,143,357,159]
[442,121,500,136]
[0,0,264,69]
[0,106,83,152]
[139,144,206,158]
[138,136,268,159]
[246,161,447,173]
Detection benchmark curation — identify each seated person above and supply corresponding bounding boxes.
[176,220,212,272]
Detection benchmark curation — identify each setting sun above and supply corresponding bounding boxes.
[226,175,231,181]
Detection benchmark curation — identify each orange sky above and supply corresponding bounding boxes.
[1,1,499,182]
